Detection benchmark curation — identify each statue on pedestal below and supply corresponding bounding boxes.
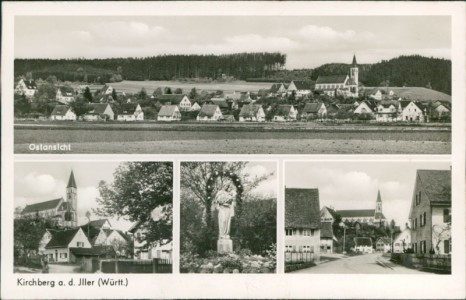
[214,190,236,253]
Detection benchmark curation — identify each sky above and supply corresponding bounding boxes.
[14,16,451,69]
[14,161,276,231]
[285,161,450,227]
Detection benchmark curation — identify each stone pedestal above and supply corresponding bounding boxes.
[217,238,233,253]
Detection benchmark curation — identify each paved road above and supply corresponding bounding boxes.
[291,253,428,274]
[48,263,81,273]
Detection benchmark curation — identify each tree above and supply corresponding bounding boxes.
[153,87,163,97]
[189,87,198,100]
[137,88,147,100]
[112,88,118,102]
[95,162,173,245]
[69,95,90,117]
[14,94,31,117]
[83,86,93,102]
[164,87,172,94]
[174,88,183,94]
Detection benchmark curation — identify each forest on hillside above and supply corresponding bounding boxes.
[14,52,286,83]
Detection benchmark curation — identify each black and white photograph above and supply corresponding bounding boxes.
[180,161,277,273]
[14,161,173,273]
[13,15,451,154]
[284,161,451,274]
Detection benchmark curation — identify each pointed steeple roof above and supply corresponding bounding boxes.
[376,190,382,202]
[67,170,77,188]
[352,54,357,67]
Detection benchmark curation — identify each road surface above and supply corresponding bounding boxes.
[291,253,428,274]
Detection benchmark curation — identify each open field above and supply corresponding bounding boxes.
[80,80,272,94]
[14,122,451,154]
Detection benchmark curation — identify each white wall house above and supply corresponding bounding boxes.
[273,105,297,122]
[401,101,425,122]
[50,105,77,121]
[353,101,376,116]
[197,104,223,121]
[56,87,75,105]
[43,228,92,263]
[238,104,265,122]
[117,103,144,121]
[157,105,181,122]
[190,102,201,111]
[15,79,37,98]
[375,101,402,122]
[393,228,412,253]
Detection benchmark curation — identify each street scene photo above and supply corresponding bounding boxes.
[284,161,451,274]
[14,161,173,273]
[180,161,277,273]
[13,16,451,154]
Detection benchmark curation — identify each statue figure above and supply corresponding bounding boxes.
[215,190,235,238]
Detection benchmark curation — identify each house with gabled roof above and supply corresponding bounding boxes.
[320,206,338,223]
[353,237,373,253]
[401,100,426,122]
[353,100,377,117]
[301,102,327,120]
[157,105,181,122]
[83,103,114,121]
[269,83,287,97]
[273,105,297,122]
[375,237,392,253]
[239,104,265,122]
[287,80,313,98]
[128,221,172,260]
[285,188,321,260]
[15,79,38,98]
[320,222,337,254]
[393,227,412,253]
[100,84,114,95]
[375,100,402,122]
[197,104,223,121]
[50,105,77,121]
[56,86,76,104]
[43,227,92,263]
[156,94,192,111]
[409,169,451,255]
[117,103,144,121]
[190,102,201,111]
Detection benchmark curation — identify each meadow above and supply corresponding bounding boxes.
[81,80,272,94]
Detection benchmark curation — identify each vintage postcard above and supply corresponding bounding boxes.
[1,1,465,299]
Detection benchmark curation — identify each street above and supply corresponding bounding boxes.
[290,253,429,274]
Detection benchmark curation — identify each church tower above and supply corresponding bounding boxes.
[350,54,359,97]
[66,170,78,227]
[375,189,382,214]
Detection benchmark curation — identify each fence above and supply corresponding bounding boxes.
[391,253,451,274]
[285,252,315,264]
[95,258,172,274]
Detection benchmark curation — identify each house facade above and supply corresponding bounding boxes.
[409,169,451,255]
[353,237,373,253]
[287,80,312,98]
[56,86,75,104]
[401,101,426,122]
[238,104,265,122]
[128,221,173,260]
[353,100,377,117]
[320,222,337,254]
[157,105,181,122]
[43,228,92,263]
[375,101,402,122]
[393,227,412,253]
[83,103,115,121]
[285,188,321,261]
[301,102,327,120]
[15,79,38,98]
[375,237,391,253]
[273,105,297,122]
[190,102,201,111]
[156,94,192,111]
[50,105,77,121]
[117,103,144,121]
[197,104,223,121]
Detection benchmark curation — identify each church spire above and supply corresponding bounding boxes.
[376,189,382,202]
[67,170,77,188]
[352,54,357,67]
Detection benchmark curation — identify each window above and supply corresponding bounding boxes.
[60,253,67,259]
[285,245,292,252]
[415,218,417,229]
[423,212,427,226]
[77,241,84,247]
[310,229,315,236]
[444,240,450,254]
[420,214,423,227]
[443,208,451,223]
[285,229,293,236]
[303,245,311,252]
[418,191,421,203]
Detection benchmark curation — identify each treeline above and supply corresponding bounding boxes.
[14,52,286,83]
[363,55,451,95]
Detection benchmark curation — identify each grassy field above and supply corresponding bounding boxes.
[81,80,273,94]
[14,122,451,154]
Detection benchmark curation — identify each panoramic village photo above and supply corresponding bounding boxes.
[13,16,451,154]
[13,161,173,273]
[284,161,451,274]
[180,161,277,273]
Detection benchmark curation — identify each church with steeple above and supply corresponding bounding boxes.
[21,170,78,228]
[314,55,359,98]
[336,190,387,227]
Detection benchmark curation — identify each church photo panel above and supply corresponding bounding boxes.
[283,160,451,274]
[13,160,173,273]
